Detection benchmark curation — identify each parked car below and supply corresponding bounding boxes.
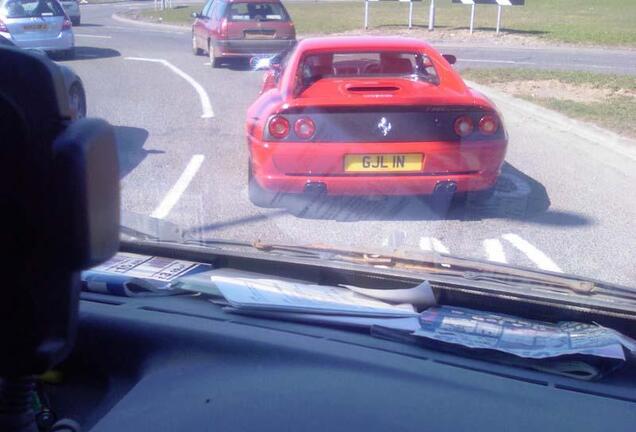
[0,0,74,59]
[59,0,79,26]
[245,37,508,207]
[1,34,85,119]
[191,0,296,68]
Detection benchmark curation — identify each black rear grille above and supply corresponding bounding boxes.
[265,106,504,142]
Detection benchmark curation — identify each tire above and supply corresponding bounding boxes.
[192,33,203,56]
[208,41,220,68]
[71,17,80,26]
[248,161,279,208]
[68,83,86,120]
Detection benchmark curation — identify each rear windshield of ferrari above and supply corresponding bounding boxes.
[227,2,289,22]
[299,51,439,84]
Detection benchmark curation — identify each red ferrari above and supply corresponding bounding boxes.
[246,37,508,207]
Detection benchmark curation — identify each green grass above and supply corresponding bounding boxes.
[462,68,636,138]
[136,0,636,46]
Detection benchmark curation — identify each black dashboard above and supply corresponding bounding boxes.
[47,288,636,432]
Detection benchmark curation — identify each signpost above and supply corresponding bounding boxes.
[451,0,525,34]
[364,0,422,30]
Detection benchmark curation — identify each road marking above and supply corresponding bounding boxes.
[460,59,536,65]
[125,57,214,118]
[150,155,205,219]
[74,34,112,39]
[502,233,562,272]
[483,239,507,263]
[203,62,211,66]
[419,237,450,254]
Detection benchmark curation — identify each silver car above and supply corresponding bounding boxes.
[0,0,74,59]
[59,0,78,26]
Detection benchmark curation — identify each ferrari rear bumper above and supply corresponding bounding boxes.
[249,138,507,196]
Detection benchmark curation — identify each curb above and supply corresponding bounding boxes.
[466,80,636,163]
[111,12,189,32]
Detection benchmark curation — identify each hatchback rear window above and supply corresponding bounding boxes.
[1,0,65,18]
[226,2,289,22]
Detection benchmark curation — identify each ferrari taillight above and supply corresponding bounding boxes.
[268,115,290,139]
[478,114,499,135]
[453,115,474,137]
[294,117,315,140]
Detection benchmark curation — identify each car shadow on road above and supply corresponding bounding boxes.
[58,46,121,62]
[114,126,164,179]
[268,162,592,226]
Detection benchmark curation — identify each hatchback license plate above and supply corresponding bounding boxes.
[24,24,47,31]
[344,154,423,172]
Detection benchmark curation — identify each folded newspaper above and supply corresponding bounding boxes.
[416,306,636,361]
[82,253,211,296]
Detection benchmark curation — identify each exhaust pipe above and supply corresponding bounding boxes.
[433,181,457,196]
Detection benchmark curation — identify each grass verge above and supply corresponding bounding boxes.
[462,68,636,139]
[137,0,636,46]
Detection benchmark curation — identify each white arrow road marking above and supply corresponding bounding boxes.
[502,233,562,272]
[483,238,507,263]
[151,155,205,219]
[125,57,214,118]
[419,237,450,254]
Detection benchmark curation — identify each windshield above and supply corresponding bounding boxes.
[1,0,65,18]
[10,0,635,294]
[227,2,289,22]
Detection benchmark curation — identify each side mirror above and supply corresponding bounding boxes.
[442,54,457,65]
[192,12,201,19]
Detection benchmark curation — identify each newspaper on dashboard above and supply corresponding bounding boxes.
[415,306,636,360]
[207,268,419,317]
[82,253,211,296]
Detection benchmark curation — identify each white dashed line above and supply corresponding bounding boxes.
[150,155,205,219]
[419,237,450,254]
[502,233,562,272]
[483,239,507,264]
[74,34,112,39]
[125,57,214,118]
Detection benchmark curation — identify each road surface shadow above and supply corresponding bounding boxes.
[114,126,164,179]
[55,46,121,62]
[218,58,251,71]
[268,162,592,226]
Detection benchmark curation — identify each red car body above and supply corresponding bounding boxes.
[246,37,508,205]
[191,0,296,67]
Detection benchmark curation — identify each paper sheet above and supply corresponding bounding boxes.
[341,282,436,308]
[208,269,418,317]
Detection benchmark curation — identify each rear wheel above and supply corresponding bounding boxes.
[192,33,203,55]
[208,41,220,68]
[248,161,279,208]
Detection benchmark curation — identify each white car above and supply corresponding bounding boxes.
[0,0,74,58]
[59,0,78,26]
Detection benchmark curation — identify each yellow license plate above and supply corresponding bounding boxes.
[344,154,423,173]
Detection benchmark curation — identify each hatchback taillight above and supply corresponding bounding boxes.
[219,18,228,39]
[0,19,9,33]
[62,18,72,30]
[453,115,474,137]
[294,117,315,139]
[268,115,290,139]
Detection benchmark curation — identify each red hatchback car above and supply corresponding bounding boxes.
[246,37,508,207]
[191,0,296,67]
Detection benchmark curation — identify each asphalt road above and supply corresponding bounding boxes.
[62,2,636,287]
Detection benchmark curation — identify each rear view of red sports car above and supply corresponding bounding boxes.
[246,37,508,207]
